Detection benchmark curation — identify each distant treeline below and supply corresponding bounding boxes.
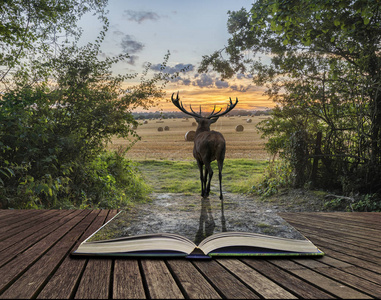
[133,109,272,120]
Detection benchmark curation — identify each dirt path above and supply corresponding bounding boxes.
[121,191,324,244]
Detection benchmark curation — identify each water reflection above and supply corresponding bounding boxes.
[87,193,306,244]
[194,197,226,244]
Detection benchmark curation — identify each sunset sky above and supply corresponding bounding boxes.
[78,0,272,112]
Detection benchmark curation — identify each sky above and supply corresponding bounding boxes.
[78,0,271,112]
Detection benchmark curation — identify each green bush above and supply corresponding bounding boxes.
[251,160,292,197]
[74,152,151,209]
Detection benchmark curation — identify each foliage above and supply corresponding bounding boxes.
[0,0,108,91]
[199,0,381,205]
[0,77,155,208]
[323,194,381,212]
[251,160,292,198]
[0,1,172,208]
[72,151,151,209]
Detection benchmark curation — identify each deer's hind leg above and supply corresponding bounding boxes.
[197,160,205,197]
[204,161,213,198]
[217,159,224,200]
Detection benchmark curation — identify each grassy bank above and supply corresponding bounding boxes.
[136,159,268,195]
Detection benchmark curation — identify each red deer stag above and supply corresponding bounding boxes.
[171,92,238,199]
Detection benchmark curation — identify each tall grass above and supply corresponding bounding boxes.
[136,159,268,195]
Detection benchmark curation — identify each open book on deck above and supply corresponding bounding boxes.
[72,197,324,258]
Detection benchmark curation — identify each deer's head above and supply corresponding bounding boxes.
[171,92,238,131]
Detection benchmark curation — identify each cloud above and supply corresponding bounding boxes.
[126,55,139,66]
[215,79,229,89]
[150,63,194,74]
[123,10,160,23]
[193,73,214,88]
[181,78,191,86]
[121,35,144,54]
[113,30,124,36]
[236,73,253,80]
[230,84,252,92]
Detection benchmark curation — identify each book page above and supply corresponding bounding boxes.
[86,193,306,245]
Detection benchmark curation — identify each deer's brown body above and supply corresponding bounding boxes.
[171,93,238,199]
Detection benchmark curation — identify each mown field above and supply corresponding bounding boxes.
[109,116,328,211]
[110,115,270,161]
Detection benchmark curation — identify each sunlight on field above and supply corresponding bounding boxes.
[110,115,270,161]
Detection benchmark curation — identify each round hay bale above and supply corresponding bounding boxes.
[246,118,252,123]
[164,126,170,131]
[157,127,164,132]
[235,125,244,132]
[185,130,196,141]
[132,124,138,130]
[192,122,197,127]
[143,120,148,124]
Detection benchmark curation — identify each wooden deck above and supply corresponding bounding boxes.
[0,209,380,299]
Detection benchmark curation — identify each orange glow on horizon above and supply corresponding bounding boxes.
[134,88,274,113]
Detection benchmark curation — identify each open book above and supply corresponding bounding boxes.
[72,196,324,258]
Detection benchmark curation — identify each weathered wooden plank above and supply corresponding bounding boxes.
[0,210,75,266]
[113,259,146,299]
[0,210,51,237]
[37,209,115,299]
[0,209,37,227]
[306,212,381,228]
[307,231,381,259]
[167,259,221,299]
[282,212,381,239]
[74,210,114,299]
[295,259,381,298]
[75,258,112,299]
[295,231,381,264]
[270,259,373,299]
[281,213,381,243]
[0,209,89,296]
[193,260,260,299]
[313,245,381,274]
[0,210,49,234]
[0,210,379,299]
[0,210,16,217]
[243,259,334,299]
[141,259,184,299]
[281,217,381,246]
[281,219,381,249]
[0,210,93,299]
[282,216,381,247]
[217,259,297,299]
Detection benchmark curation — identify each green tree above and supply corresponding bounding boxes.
[0,0,108,90]
[199,0,381,198]
[0,1,172,208]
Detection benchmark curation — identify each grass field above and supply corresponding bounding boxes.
[109,115,271,195]
[110,115,270,161]
[108,116,329,211]
[136,159,269,195]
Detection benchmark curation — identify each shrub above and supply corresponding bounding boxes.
[251,160,292,197]
[71,151,151,209]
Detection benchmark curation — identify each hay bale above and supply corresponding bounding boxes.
[164,126,170,131]
[235,125,244,132]
[143,120,148,124]
[185,130,196,141]
[157,127,164,132]
[246,118,252,123]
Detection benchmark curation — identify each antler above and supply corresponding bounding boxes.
[171,92,203,118]
[206,97,238,119]
[171,92,238,119]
